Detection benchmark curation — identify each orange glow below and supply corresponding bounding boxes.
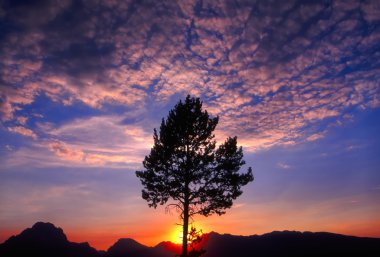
[2,206,379,251]
[168,223,208,245]
[169,225,183,244]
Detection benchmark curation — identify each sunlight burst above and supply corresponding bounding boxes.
[170,226,183,244]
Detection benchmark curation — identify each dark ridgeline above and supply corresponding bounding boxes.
[0,222,379,257]
[0,222,99,257]
[199,231,380,257]
[107,238,148,257]
[106,239,181,257]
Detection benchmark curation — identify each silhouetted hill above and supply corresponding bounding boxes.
[200,231,380,257]
[102,231,380,257]
[1,222,379,257]
[0,222,100,257]
[105,238,181,257]
[154,241,182,255]
[107,238,149,257]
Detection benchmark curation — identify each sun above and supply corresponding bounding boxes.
[169,224,206,245]
[170,226,183,244]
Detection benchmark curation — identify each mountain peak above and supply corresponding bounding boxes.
[154,241,182,254]
[31,221,58,229]
[107,238,148,256]
[0,222,99,257]
[7,221,67,245]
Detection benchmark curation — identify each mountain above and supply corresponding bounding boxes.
[154,241,182,255]
[1,222,379,257]
[106,231,380,257]
[0,222,100,257]
[106,238,150,257]
[105,239,181,257]
[199,231,380,257]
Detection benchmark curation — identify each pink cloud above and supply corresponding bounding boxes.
[303,108,340,121]
[29,115,153,168]
[0,97,14,121]
[16,116,28,125]
[361,1,380,23]
[0,83,40,121]
[306,133,325,142]
[8,126,37,139]
[48,141,84,162]
[84,153,141,166]
[41,74,148,108]
[1,0,379,154]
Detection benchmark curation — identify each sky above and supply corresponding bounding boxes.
[0,0,380,251]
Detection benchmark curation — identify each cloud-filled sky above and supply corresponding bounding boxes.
[1,0,380,250]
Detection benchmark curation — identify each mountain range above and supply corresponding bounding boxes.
[0,222,379,257]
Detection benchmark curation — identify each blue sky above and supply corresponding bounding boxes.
[0,0,379,250]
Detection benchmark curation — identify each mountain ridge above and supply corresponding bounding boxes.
[0,222,379,257]
[0,222,99,257]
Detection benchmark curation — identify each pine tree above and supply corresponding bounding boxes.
[136,95,253,257]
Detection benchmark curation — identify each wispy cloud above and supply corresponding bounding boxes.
[8,126,37,139]
[306,133,325,142]
[277,162,291,169]
[1,114,154,169]
[48,140,84,162]
[40,115,152,167]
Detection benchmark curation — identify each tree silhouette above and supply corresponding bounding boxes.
[136,95,253,257]
[187,227,206,257]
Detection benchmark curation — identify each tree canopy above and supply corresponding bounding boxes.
[136,95,253,257]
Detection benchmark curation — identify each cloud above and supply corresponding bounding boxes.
[16,116,28,125]
[0,0,379,153]
[0,113,155,169]
[303,109,340,121]
[48,141,84,162]
[306,133,325,142]
[1,0,71,28]
[37,115,152,167]
[0,146,65,169]
[8,126,37,139]
[277,162,291,169]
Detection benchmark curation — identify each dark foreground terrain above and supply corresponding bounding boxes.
[0,222,379,257]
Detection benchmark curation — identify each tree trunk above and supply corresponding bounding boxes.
[182,200,189,257]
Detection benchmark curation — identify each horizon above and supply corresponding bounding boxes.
[3,221,380,251]
[1,0,379,252]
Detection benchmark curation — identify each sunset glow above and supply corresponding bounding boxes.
[170,226,183,245]
[1,0,380,251]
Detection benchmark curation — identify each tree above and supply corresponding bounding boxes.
[136,95,253,257]
[187,227,206,257]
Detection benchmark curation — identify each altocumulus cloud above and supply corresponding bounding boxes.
[0,0,379,165]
